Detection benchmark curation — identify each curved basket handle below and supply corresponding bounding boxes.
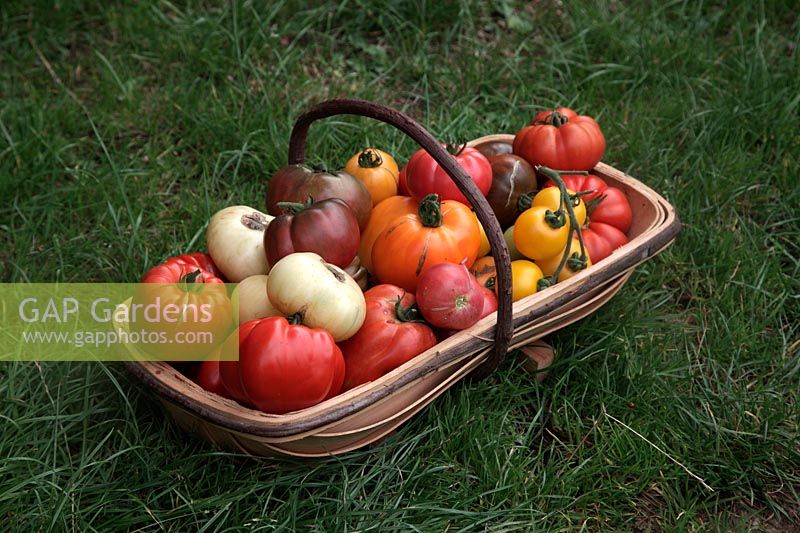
[287,98,512,378]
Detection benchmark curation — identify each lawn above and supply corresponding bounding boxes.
[1,0,798,530]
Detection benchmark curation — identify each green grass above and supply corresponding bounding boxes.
[1,0,798,530]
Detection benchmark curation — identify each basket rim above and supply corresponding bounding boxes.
[125,145,682,438]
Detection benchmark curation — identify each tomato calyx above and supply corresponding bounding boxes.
[537,277,552,291]
[445,142,467,156]
[357,148,383,168]
[418,194,444,228]
[583,192,606,216]
[544,209,567,228]
[287,312,304,325]
[276,196,314,215]
[517,191,536,212]
[178,269,206,293]
[394,296,424,323]
[535,110,570,127]
[566,252,588,272]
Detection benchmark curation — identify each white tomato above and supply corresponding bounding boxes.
[231,275,283,324]
[207,206,274,282]
[267,253,366,342]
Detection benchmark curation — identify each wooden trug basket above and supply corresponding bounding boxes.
[125,100,681,458]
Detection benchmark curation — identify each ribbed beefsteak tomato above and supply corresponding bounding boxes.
[266,164,372,229]
[371,194,480,292]
[237,316,345,414]
[264,198,360,268]
[339,284,437,391]
[513,107,606,171]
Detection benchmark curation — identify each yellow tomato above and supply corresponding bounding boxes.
[535,238,593,282]
[532,187,587,227]
[473,213,491,258]
[511,260,543,302]
[345,148,399,206]
[514,206,570,261]
[503,226,525,261]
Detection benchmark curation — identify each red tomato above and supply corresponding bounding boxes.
[405,145,492,204]
[166,253,225,280]
[398,165,409,196]
[237,317,345,414]
[477,286,498,319]
[513,107,606,171]
[140,259,224,285]
[543,174,633,262]
[138,259,232,360]
[196,360,230,398]
[264,198,360,268]
[438,285,497,339]
[218,320,259,405]
[416,262,484,330]
[339,284,437,391]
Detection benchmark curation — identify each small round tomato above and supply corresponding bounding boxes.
[503,226,526,261]
[535,238,593,282]
[345,147,399,206]
[511,260,543,302]
[196,360,230,398]
[514,206,570,261]
[531,187,587,227]
[416,261,484,330]
[471,256,497,291]
[474,213,491,258]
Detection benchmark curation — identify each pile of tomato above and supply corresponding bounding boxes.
[139,106,634,415]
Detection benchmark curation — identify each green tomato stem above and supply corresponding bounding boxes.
[287,313,304,325]
[418,194,443,228]
[394,295,424,323]
[536,166,589,284]
[358,148,383,168]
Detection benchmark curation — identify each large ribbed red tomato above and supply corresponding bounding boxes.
[165,253,224,280]
[137,258,232,360]
[236,317,345,414]
[405,145,492,205]
[513,107,606,171]
[543,173,632,263]
[339,284,437,391]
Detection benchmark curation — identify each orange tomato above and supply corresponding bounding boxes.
[471,256,497,291]
[474,213,491,258]
[345,148,399,206]
[358,195,417,273]
[371,194,480,292]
